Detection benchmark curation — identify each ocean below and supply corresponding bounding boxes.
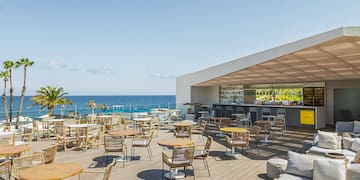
[0,95,176,120]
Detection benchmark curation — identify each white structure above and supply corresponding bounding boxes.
[177,26,360,126]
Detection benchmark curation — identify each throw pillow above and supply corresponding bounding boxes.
[343,137,355,150]
[351,138,360,152]
[354,121,360,134]
[317,131,338,149]
[313,159,346,180]
[285,151,315,178]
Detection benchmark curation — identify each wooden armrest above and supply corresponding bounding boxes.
[33,151,44,155]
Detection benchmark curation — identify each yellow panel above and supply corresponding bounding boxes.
[300,110,315,125]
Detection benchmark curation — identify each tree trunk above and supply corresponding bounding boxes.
[9,69,13,125]
[16,67,27,129]
[2,80,9,126]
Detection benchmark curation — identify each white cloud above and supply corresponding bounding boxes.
[86,67,114,75]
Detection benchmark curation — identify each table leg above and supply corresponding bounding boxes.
[225,132,242,157]
[164,168,185,179]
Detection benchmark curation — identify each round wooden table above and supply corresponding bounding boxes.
[0,144,31,157]
[109,129,139,136]
[220,127,247,133]
[19,162,83,180]
[158,138,194,147]
[220,127,248,157]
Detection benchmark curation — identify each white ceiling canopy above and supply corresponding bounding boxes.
[186,27,360,87]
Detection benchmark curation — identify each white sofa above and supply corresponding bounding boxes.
[276,151,358,180]
[272,131,360,180]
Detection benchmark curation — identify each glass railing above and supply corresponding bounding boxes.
[0,103,179,122]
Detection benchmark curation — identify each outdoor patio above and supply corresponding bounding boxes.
[26,123,315,180]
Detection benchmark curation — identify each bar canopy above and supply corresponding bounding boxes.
[179,27,360,87]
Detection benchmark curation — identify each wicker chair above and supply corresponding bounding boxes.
[192,121,206,142]
[174,126,192,139]
[81,158,116,180]
[131,130,154,160]
[270,118,285,139]
[104,135,127,167]
[225,131,250,158]
[193,136,212,176]
[56,126,75,151]
[15,128,33,146]
[33,144,58,164]
[12,153,44,179]
[76,126,100,151]
[0,133,15,146]
[249,126,261,156]
[0,160,10,180]
[162,146,195,179]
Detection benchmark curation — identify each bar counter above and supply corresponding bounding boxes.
[213,103,325,129]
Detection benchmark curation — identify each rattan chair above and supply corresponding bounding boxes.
[131,130,154,160]
[56,126,75,151]
[249,126,261,156]
[270,118,285,139]
[225,131,250,158]
[81,158,116,180]
[104,135,127,167]
[162,146,195,179]
[0,160,10,180]
[76,126,100,151]
[193,136,212,176]
[192,121,206,142]
[0,133,15,146]
[174,126,192,139]
[12,153,44,179]
[33,144,58,164]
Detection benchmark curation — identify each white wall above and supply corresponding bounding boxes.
[191,86,219,106]
[325,79,360,125]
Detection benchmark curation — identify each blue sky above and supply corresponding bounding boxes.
[1,0,360,95]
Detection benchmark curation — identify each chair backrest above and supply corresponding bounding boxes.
[23,127,33,134]
[0,132,15,146]
[172,146,195,165]
[0,160,10,177]
[219,118,232,128]
[43,144,58,164]
[12,153,44,178]
[104,135,124,151]
[103,158,116,180]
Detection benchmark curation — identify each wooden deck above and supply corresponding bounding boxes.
[29,124,315,180]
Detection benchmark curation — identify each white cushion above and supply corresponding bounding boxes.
[343,137,355,150]
[313,159,346,180]
[278,173,312,180]
[285,151,316,178]
[317,131,338,149]
[354,121,360,134]
[308,146,341,155]
[313,131,341,149]
[351,138,360,152]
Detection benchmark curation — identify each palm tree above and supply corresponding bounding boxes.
[3,60,14,124]
[0,71,9,126]
[31,86,73,116]
[15,58,34,129]
[87,100,96,114]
